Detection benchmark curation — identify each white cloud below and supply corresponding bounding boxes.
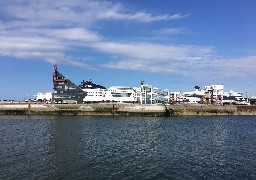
[94,41,215,76]
[1,0,188,26]
[95,40,256,80]
[213,56,256,77]
[155,28,184,35]
[0,36,66,52]
[92,41,213,62]
[45,28,102,42]
[0,0,189,68]
[98,11,190,22]
[0,34,89,66]
[0,25,103,66]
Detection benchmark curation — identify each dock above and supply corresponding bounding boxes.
[168,104,256,116]
[1,103,256,116]
[0,103,167,116]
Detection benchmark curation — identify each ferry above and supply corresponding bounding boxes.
[79,80,137,103]
[222,91,250,105]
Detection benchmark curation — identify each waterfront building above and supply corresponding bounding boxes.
[104,86,137,103]
[204,85,224,104]
[139,81,168,104]
[169,92,182,104]
[36,92,52,103]
[52,65,86,104]
[171,86,204,104]
[34,65,252,105]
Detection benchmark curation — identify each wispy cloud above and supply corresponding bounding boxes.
[0,35,88,66]
[45,28,102,42]
[92,42,213,61]
[1,0,189,25]
[95,41,256,81]
[154,28,184,35]
[215,56,256,77]
[98,12,190,22]
[0,0,189,67]
[95,41,216,76]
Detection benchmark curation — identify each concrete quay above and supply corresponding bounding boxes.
[0,103,167,117]
[1,103,256,116]
[168,104,256,116]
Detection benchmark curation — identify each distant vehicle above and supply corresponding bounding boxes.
[24,99,37,102]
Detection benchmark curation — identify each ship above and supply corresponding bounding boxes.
[79,80,137,103]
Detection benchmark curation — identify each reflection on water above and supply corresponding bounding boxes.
[1,115,256,179]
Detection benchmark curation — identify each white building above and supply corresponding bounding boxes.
[205,85,224,104]
[36,92,52,102]
[82,86,137,103]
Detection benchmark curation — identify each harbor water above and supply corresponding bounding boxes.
[1,115,256,179]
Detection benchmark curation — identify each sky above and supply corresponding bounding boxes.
[0,0,256,100]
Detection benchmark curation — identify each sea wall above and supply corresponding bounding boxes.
[1,103,256,116]
[168,105,256,116]
[0,103,167,117]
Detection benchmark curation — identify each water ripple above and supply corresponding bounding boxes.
[1,116,256,179]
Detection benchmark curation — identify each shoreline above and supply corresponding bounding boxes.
[168,104,256,116]
[0,103,167,117]
[1,103,256,116]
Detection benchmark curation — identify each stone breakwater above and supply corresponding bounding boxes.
[1,103,256,116]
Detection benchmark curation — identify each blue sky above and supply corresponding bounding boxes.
[0,0,256,100]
